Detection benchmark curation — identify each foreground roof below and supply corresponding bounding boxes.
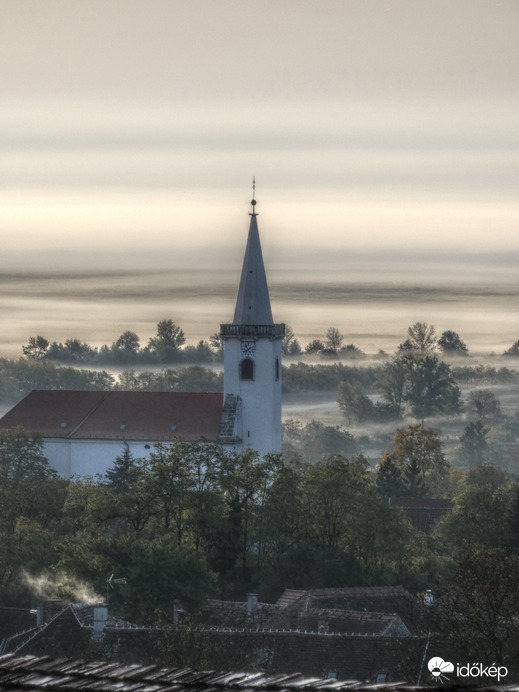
[0,653,414,691]
[0,390,223,442]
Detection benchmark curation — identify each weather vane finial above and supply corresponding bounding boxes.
[250,176,257,215]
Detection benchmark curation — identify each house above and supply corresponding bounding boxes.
[271,586,421,636]
[388,498,452,534]
[1,600,431,684]
[0,190,285,476]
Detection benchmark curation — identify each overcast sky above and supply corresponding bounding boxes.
[1,0,518,272]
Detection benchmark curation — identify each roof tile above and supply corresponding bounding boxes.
[0,391,224,442]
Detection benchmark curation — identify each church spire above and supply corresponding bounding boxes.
[232,182,274,326]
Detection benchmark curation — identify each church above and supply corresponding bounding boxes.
[0,191,285,477]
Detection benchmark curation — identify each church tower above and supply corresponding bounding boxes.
[219,184,285,458]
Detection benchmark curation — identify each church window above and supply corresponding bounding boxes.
[275,357,280,381]
[240,358,254,380]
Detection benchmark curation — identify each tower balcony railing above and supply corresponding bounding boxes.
[220,324,286,340]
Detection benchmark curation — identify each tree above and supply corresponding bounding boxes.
[282,325,301,356]
[376,352,461,422]
[0,429,65,602]
[391,426,450,497]
[435,466,514,557]
[376,453,407,499]
[375,357,407,415]
[118,538,215,623]
[403,455,427,497]
[111,331,141,363]
[437,330,468,355]
[305,339,325,354]
[208,332,224,359]
[105,445,139,493]
[435,549,519,673]
[398,322,437,354]
[459,421,489,467]
[46,338,96,363]
[148,320,186,362]
[261,461,305,560]
[182,340,214,363]
[504,339,519,356]
[144,440,220,546]
[337,381,374,423]
[325,327,344,353]
[467,389,502,419]
[339,344,364,359]
[348,488,418,580]
[22,335,49,360]
[402,353,462,423]
[302,455,370,550]
[282,419,356,462]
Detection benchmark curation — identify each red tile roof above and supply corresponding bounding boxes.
[0,390,223,442]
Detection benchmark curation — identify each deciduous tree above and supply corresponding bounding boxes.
[304,339,325,354]
[337,381,374,423]
[459,421,489,467]
[437,330,468,355]
[402,353,461,423]
[325,327,344,353]
[467,389,502,419]
[22,335,49,360]
[148,320,186,362]
[435,549,519,672]
[398,322,437,354]
[282,325,302,356]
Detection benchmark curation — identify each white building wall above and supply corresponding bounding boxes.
[43,438,158,478]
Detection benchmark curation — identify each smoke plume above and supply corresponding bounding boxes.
[21,569,103,604]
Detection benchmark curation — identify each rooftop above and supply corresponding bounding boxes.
[0,390,224,442]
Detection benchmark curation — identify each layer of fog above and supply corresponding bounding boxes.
[2,255,519,358]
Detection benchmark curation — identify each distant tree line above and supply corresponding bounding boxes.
[22,320,220,366]
[26,317,519,368]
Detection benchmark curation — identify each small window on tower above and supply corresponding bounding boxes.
[275,357,280,381]
[240,358,254,380]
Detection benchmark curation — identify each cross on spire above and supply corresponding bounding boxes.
[250,176,257,215]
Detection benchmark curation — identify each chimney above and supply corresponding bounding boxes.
[37,604,45,627]
[92,603,108,639]
[247,593,258,618]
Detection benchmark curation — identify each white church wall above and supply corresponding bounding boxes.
[44,439,72,477]
[44,438,159,478]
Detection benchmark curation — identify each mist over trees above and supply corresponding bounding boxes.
[5,320,519,480]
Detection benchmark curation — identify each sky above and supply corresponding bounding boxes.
[0,1,519,354]
[1,1,518,265]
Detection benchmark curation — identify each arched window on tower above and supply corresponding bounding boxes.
[275,357,280,381]
[240,358,255,380]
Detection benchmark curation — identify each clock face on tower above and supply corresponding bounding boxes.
[241,341,256,356]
